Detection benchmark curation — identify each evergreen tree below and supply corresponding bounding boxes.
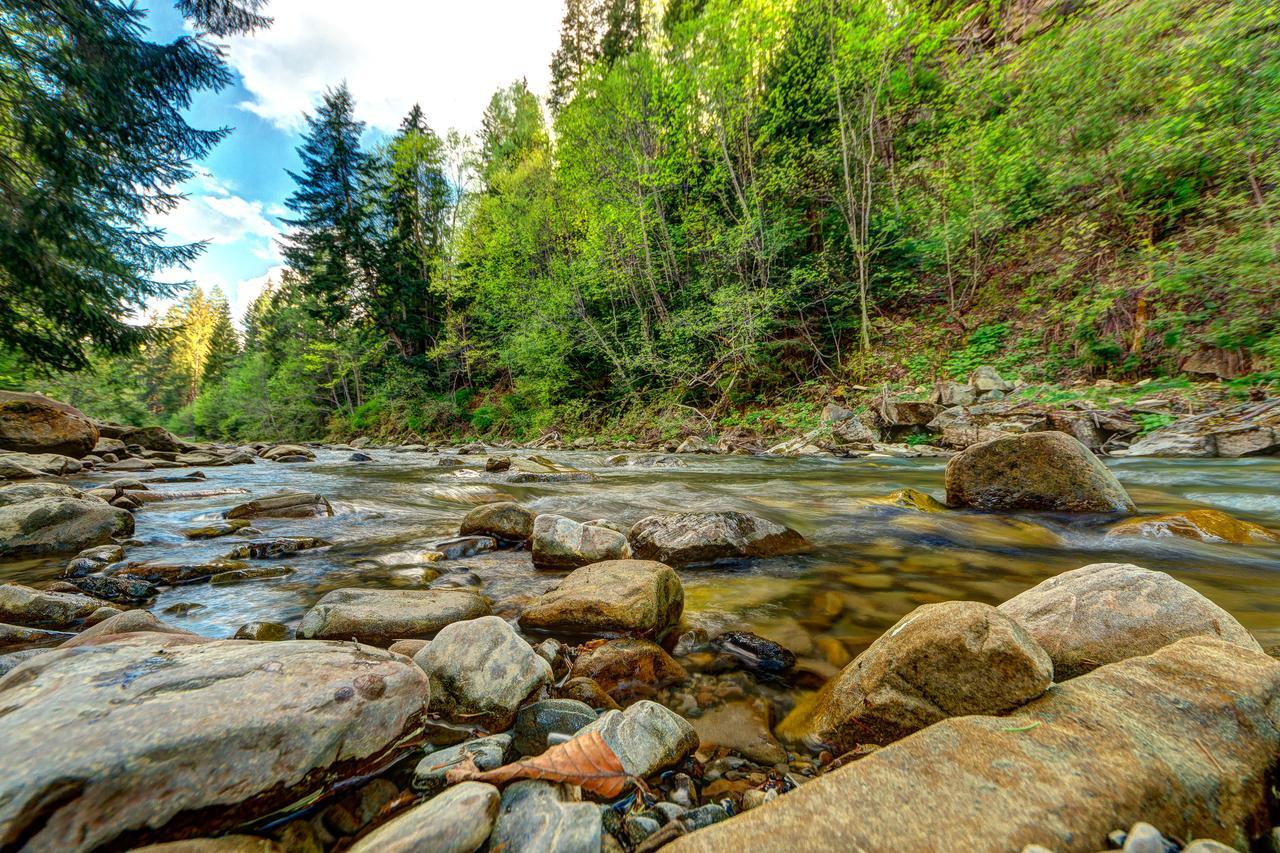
[0,0,267,371]
[549,0,604,111]
[478,81,549,185]
[281,83,375,324]
[203,288,240,385]
[600,0,644,63]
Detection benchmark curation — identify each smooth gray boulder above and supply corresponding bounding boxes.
[298,588,491,646]
[0,633,430,852]
[577,700,698,778]
[0,497,134,559]
[531,515,631,569]
[414,733,513,793]
[628,511,807,567]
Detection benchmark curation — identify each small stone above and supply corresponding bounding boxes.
[414,733,513,794]
[570,639,687,702]
[0,583,109,629]
[388,638,430,658]
[348,452,373,462]
[1182,841,1241,853]
[348,781,499,853]
[556,677,621,711]
[1122,822,1174,853]
[578,700,698,778]
[625,815,661,845]
[489,781,601,853]
[425,535,498,560]
[712,631,796,673]
[681,804,729,831]
[209,566,294,585]
[233,622,290,641]
[652,802,685,824]
[691,698,787,765]
[513,699,597,756]
[740,789,767,811]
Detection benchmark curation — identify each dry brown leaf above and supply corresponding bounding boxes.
[444,729,630,798]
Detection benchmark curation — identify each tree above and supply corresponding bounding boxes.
[600,0,644,64]
[478,81,549,185]
[281,83,376,324]
[0,0,267,371]
[549,0,603,111]
[202,288,240,384]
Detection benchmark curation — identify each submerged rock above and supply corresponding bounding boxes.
[298,588,491,646]
[627,511,807,567]
[778,601,1052,751]
[944,431,1135,513]
[998,563,1261,681]
[0,634,430,852]
[1105,509,1280,545]
[869,488,947,512]
[460,501,535,542]
[223,536,330,559]
[0,392,98,458]
[0,497,134,559]
[519,559,683,639]
[691,698,787,765]
[531,515,631,569]
[224,492,333,520]
[209,565,295,585]
[668,638,1280,853]
[184,520,252,539]
[349,781,499,853]
[570,639,687,702]
[69,573,157,603]
[413,615,552,729]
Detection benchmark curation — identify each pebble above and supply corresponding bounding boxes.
[413,733,513,794]
[348,781,499,853]
[625,815,662,845]
[681,804,730,831]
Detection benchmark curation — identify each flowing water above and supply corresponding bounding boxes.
[6,449,1279,660]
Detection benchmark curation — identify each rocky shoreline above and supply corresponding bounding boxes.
[1,389,1279,851]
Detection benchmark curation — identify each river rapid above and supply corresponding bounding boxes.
[4,448,1278,659]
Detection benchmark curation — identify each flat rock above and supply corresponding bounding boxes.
[225,492,333,520]
[0,482,84,507]
[691,698,787,765]
[944,431,1135,513]
[0,634,430,852]
[0,583,110,629]
[413,615,552,729]
[627,511,807,567]
[778,601,1052,751]
[519,559,683,639]
[0,622,76,652]
[668,638,1280,853]
[578,699,698,778]
[570,639,687,702]
[489,781,601,853]
[349,781,499,853]
[531,515,631,569]
[460,502,535,542]
[0,497,134,559]
[998,563,1262,680]
[0,393,98,458]
[298,588,491,646]
[513,699,597,756]
[1118,429,1216,457]
[110,560,249,585]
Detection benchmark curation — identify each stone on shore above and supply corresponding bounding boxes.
[0,451,83,476]
[119,425,185,453]
[413,615,552,729]
[944,431,1135,513]
[690,698,787,765]
[459,501,535,542]
[778,601,1052,751]
[0,482,85,507]
[0,583,111,629]
[519,559,683,639]
[531,514,631,569]
[627,511,807,567]
[0,392,99,458]
[578,699,699,778]
[668,638,1280,853]
[513,698,598,756]
[225,492,333,520]
[0,622,76,652]
[0,633,430,852]
[414,733,513,793]
[233,622,290,641]
[998,563,1261,681]
[1105,509,1280,545]
[348,781,499,853]
[570,639,687,702]
[0,497,134,559]
[489,781,601,853]
[298,588,491,646]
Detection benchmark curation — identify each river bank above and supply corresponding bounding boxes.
[1,390,1279,851]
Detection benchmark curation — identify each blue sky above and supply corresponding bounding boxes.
[143,0,564,323]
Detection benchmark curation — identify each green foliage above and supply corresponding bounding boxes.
[1134,412,1178,435]
[944,324,1010,379]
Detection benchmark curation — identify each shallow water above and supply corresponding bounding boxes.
[6,449,1279,660]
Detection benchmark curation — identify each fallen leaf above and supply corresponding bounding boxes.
[445,729,631,798]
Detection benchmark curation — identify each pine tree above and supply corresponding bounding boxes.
[369,106,453,358]
[600,0,644,63]
[281,83,376,324]
[478,81,549,185]
[0,0,267,371]
[549,0,604,111]
[203,287,240,385]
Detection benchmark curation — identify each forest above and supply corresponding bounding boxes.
[5,0,1278,442]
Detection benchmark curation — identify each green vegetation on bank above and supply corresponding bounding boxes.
[6,0,1278,442]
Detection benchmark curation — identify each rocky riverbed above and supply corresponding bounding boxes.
[2,391,1280,852]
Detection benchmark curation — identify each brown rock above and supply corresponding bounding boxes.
[692,698,787,765]
[1106,509,1280,545]
[670,638,1280,853]
[61,609,196,648]
[556,676,621,711]
[0,392,99,458]
[0,583,110,629]
[570,639,688,702]
[944,431,1135,513]
[998,563,1261,680]
[460,501,535,542]
[388,638,430,658]
[777,601,1052,752]
[519,559,683,639]
[225,492,333,520]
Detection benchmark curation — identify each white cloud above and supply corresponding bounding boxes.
[221,0,566,133]
[154,168,281,248]
[228,267,287,326]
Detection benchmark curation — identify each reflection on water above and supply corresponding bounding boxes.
[5,449,1279,659]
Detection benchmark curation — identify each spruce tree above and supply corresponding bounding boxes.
[0,0,267,371]
[549,0,604,111]
[600,0,644,63]
[281,83,376,324]
[202,287,240,385]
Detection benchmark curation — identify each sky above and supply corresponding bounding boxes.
[143,0,565,324]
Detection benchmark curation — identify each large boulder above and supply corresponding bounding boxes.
[298,588,491,647]
[0,392,98,458]
[531,514,631,569]
[518,560,683,639]
[628,511,807,567]
[668,638,1280,853]
[0,634,430,851]
[1118,428,1216,458]
[1105,509,1280,545]
[460,501,535,542]
[413,615,552,730]
[998,563,1261,681]
[778,601,1052,751]
[944,431,1135,513]
[0,482,84,507]
[118,425,185,453]
[0,497,134,559]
